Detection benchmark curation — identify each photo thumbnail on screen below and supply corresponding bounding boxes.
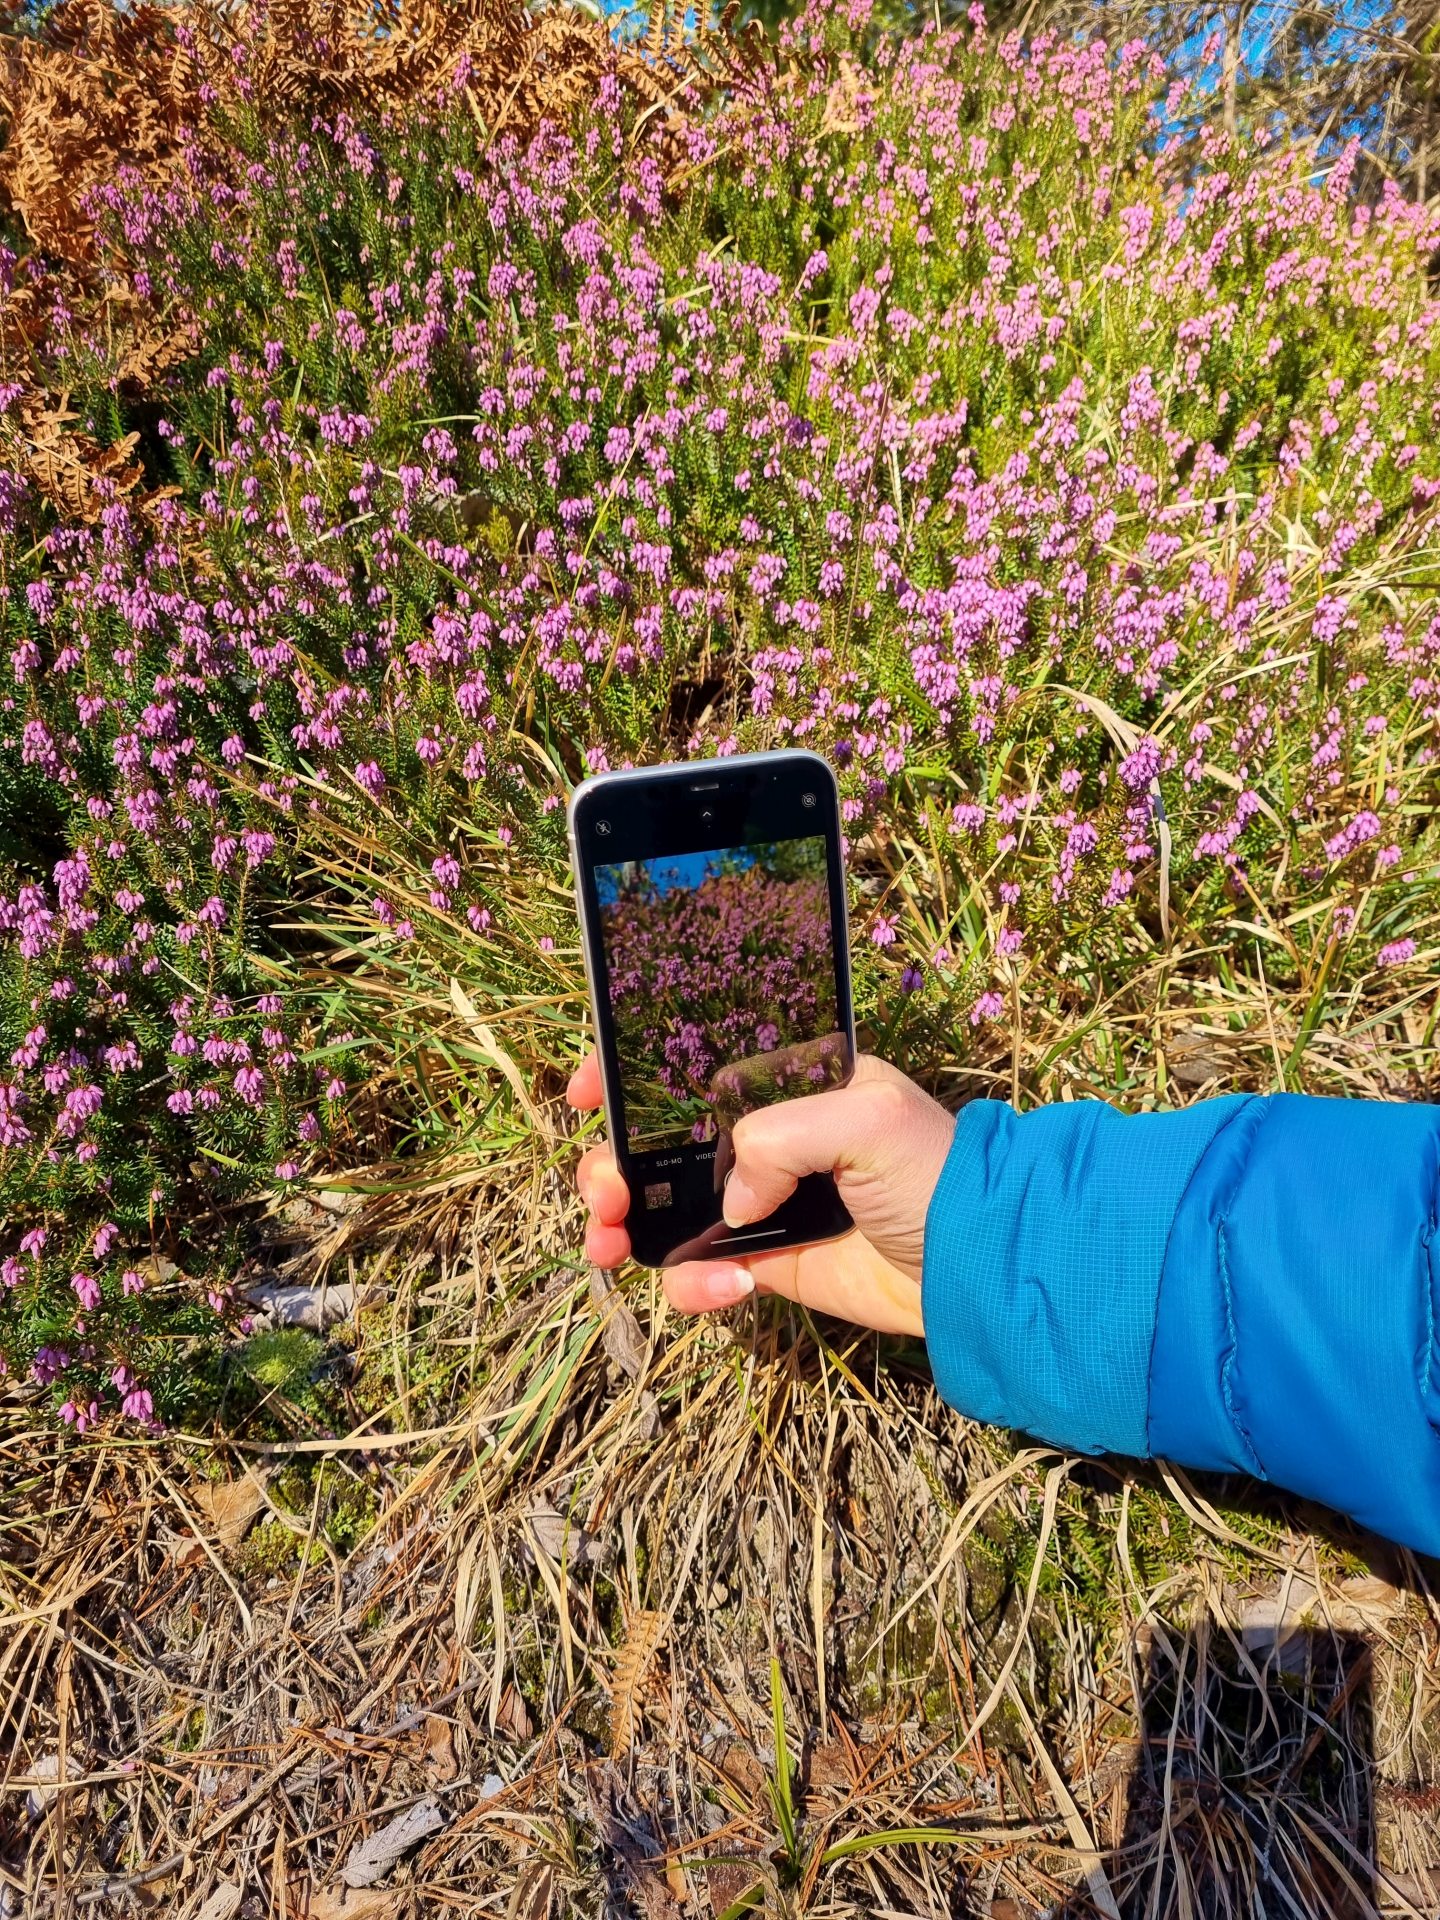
[595,835,849,1153]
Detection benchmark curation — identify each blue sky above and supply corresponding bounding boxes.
[595,845,755,906]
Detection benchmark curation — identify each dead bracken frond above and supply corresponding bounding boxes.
[608,1606,666,1756]
[10,389,142,520]
[0,0,207,261]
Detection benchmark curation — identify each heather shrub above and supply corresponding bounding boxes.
[3,0,1440,1427]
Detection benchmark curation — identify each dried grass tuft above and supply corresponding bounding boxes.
[3,1117,1437,1916]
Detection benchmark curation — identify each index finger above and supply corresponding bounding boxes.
[567,1047,603,1111]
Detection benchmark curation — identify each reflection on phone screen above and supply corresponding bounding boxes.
[594,834,850,1193]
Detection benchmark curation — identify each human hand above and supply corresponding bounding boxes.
[566,1050,955,1339]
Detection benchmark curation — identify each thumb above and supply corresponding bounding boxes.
[721,1055,899,1228]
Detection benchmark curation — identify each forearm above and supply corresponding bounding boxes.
[922,1091,1440,1557]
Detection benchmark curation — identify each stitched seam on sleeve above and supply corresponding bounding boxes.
[1143,1094,1261,1458]
[1421,1149,1440,1435]
[1217,1220,1268,1480]
[1214,1099,1275,1482]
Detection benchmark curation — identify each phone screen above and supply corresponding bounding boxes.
[572,754,855,1268]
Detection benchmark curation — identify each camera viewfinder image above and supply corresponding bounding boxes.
[596,836,849,1154]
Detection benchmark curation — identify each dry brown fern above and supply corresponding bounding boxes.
[8,391,143,520]
[608,1606,666,1758]
[0,0,209,261]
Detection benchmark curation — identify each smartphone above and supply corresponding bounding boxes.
[569,750,856,1269]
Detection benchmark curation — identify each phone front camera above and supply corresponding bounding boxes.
[595,819,612,837]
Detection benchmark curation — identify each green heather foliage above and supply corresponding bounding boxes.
[3,0,1440,1425]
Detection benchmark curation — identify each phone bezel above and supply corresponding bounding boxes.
[568,750,856,1269]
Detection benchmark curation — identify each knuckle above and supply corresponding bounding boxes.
[868,1076,916,1128]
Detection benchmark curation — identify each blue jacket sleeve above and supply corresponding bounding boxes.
[922,1091,1440,1557]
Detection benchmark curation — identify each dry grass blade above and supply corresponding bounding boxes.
[449,977,555,1141]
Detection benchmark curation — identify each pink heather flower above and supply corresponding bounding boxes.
[219,735,245,767]
[92,1222,118,1259]
[121,1387,154,1423]
[71,1271,101,1311]
[900,965,924,993]
[20,1227,47,1258]
[1326,811,1381,862]
[970,991,1005,1025]
[298,1112,320,1142]
[32,1346,70,1387]
[1119,741,1162,790]
[275,1160,301,1180]
[60,1399,100,1434]
[2,1256,23,1288]
[0,1082,29,1147]
[234,1065,265,1105]
[355,760,386,797]
[1377,938,1416,968]
[871,915,898,947]
[120,1269,145,1297]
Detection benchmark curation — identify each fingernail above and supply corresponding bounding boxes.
[722,1178,754,1230]
[701,1264,755,1308]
